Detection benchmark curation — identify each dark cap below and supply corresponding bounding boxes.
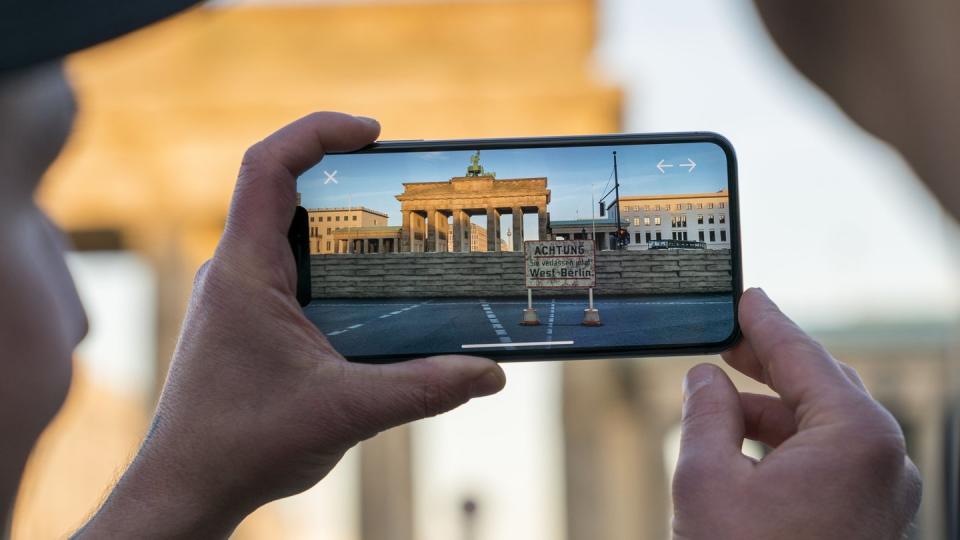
[1,0,202,72]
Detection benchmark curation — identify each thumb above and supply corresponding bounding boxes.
[677,363,746,467]
[347,355,506,436]
[220,112,380,262]
[672,365,750,540]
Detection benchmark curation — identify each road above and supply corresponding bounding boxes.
[302,293,735,360]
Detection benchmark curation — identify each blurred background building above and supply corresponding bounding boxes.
[13,0,960,539]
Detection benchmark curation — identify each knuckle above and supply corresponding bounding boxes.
[241,141,268,169]
[193,260,212,287]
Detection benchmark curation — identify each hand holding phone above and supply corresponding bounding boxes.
[77,113,506,538]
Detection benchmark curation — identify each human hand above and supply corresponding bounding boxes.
[76,112,506,539]
[672,288,921,540]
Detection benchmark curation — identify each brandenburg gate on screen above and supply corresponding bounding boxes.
[395,153,551,252]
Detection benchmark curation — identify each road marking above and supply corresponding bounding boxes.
[324,303,424,338]
[546,299,556,342]
[479,301,512,347]
[463,341,574,349]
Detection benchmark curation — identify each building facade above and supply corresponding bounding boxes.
[306,207,390,254]
[550,216,631,251]
[619,190,730,250]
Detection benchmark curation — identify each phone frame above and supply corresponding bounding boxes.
[290,132,742,363]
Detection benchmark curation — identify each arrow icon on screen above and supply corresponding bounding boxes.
[656,159,674,174]
[679,158,696,173]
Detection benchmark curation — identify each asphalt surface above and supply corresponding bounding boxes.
[303,293,735,359]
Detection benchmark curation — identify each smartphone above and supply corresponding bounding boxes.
[289,133,742,362]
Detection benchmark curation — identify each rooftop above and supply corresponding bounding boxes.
[620,189,729,202]
[305,207,390,218]
[550,216,629,228]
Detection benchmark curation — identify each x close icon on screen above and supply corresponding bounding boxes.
[324,170,338,184]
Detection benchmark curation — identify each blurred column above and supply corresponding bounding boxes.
[538,206,549,240]
[453,209,465,252]
[512,207,524,251]
[401,211,412,252]
[360,425,414,540]
[486,207,501,252]
[563,360,670,540]
[426,209,438,252]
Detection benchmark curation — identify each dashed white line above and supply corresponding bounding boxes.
[324,303,425,338]
[475,301,512,348]
[546,299,556,343]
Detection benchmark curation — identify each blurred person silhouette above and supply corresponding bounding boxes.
[0,1,950,538]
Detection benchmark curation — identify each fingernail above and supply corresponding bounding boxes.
[355,115,379,126]
[469,370,505,398]
[682,364,715,402]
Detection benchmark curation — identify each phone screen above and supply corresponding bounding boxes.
[295,135,740,361]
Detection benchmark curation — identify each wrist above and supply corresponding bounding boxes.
[73,434,252,539]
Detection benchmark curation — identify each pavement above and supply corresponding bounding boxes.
[303,293,735,360]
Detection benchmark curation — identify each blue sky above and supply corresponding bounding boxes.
[298,142,728,226]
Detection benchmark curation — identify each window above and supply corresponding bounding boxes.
[707,203,714,209]
[709,230,716,242]
[643,217,651,226]
[655,232,662,240]
[633,217,641,226]
[635,233,642,243]
[352,216,357,221]
[327,228,331,234]
[326,216,331,222]
[708,215,715,224]
[644,205,650,211]
[676,203,682,210]
[720,230,727,242]
[698,231,705,241]
[654,204,661,211]
[682,231,688,240]
[686,203,693,210]
[326,241,331,250]
[672,215,687,228]
[336,216,340,221]
[697,203,703,209]
[310,217,315,222]
[720,202,725,209]
[697,215,704,225]
[645,232,652,242]
[654,216,661,226]
[719,214,726,224]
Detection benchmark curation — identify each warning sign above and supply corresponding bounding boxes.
[524,240,596,288]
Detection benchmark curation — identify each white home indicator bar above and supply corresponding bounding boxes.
[461,341,574,349]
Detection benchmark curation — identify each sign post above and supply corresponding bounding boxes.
[523,240,600,326]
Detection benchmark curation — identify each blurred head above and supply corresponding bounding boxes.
[754,0,960,222]
[0,60,84,521]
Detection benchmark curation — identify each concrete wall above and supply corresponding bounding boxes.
[310,249,732,298]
